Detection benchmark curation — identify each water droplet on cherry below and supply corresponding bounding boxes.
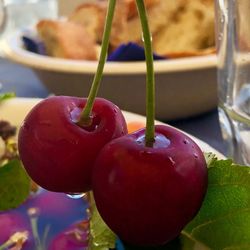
[168,156,176,166]
[67,193,85,199]
[194,153,198,159]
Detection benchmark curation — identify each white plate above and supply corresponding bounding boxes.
[0,98,224,159]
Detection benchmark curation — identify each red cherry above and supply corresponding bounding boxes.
[92,125,208,246]
[18,96,127,193]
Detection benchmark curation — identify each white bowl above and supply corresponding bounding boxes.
[1,32,218,121]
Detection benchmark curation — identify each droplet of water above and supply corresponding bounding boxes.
[194,153,198,159]
[67,193,85,199]
[168,157,176,166]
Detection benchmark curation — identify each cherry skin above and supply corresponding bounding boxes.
[18,96,127,193]
[92,125,208,247]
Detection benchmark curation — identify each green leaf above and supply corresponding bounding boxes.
[0,92,16,102]
[0,159,30,211]
[182,159,250,249]
[119,157,250,250]
[89,192,116,250]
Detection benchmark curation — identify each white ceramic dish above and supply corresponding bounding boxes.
[0,98,224,159]
[1,33,218,121]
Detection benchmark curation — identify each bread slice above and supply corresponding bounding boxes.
[36,19,97,60]
[153,0,215,56]
[164,47,216,59]
[125,0,161,19]
[68,1,129,48]
[68,2,106,42]
[126,0,185,46]
[44,0,215,60]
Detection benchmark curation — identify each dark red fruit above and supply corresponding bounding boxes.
[18,96,127,193]
[92,125,208,246]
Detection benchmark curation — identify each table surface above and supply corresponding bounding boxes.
[0,57,227,156]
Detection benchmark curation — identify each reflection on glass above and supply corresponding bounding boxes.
[216,0,250,165]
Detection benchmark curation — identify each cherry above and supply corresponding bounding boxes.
[18,96,127,193]
[18,0,125,194]
[92,125,207,246]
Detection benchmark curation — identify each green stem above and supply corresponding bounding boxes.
[136,0,155,146]
[0,242,10,250]
[78,0,116,126]
[28,208,44,250]
[30,214,43,250]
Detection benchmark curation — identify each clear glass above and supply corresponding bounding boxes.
[0,0,6,34]
[216,0,250,165]
[1,0,58,39]
[0,0,6,90]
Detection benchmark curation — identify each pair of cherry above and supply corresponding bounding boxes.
[18,0,208,247]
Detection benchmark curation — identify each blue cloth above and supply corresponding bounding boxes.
[108,42,165,61]
[22,35,46,55]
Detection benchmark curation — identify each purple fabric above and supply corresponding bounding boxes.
[107,42,165,61]
[22,35,47,55]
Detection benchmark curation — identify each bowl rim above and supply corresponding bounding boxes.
[1,31,217,75]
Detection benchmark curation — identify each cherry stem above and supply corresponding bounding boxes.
[77,0,116,126]
[136,0,155,146]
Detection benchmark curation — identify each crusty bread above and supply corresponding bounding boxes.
[36,20,97,60]
[68,0,184,49]
[109,0,130,48]
[153,0,215,56]
[164,47,216,59]
[37,0,215,60]
[125,0,160,19]
[68,2,106,42]
[68,0,129,48]
[126,0,185,46]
